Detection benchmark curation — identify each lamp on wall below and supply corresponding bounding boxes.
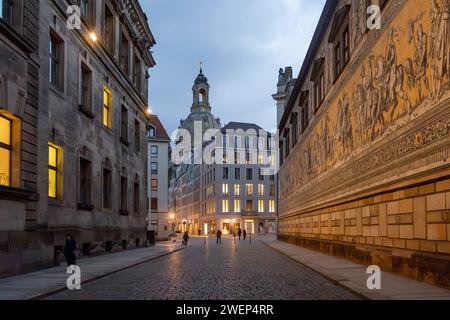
[89,32,98,42]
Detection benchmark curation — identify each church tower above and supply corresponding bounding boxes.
[191,67,211,113]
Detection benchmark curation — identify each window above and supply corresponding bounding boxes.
[270,174,275,181]
[246,184,253,196]
[291,113,298,146]
[80,0,95,25]
[120,30,130,75]
[222,183,228,196]
[269,200,275,213]
[234,200,241,213]
[1,0,23,33]
[151,178,158,192]
[103,87,112,128]
[134,54,141,91]
[257,154,264,165]
[133,182,139,214]
[246,168,252,180]
[48,144,62,199]
[103,168,112,210]
[151,197,158,211]
[121,106,128,143]
[258,169,264,181]
[80,62,93,112]
[120,176,128,214]
[79,158,92,207]
[148,125,156,137]
[284,129,290,158]
[258,184,264,196]
[245,136,250,149]
[151,145,158,156]
[235,168,240,180]
[269,184,275,197]
[134,120,140,152]
[0,115,11,186]
[104,4,114,53]
[245,152,250,164]
[50,32,64,90]
[223,167,229,180]
[234,184,240,196]
[258,200,264,213]
[223,134,227,148]
[246,200,253,212]
[151,162,158,175]
[315,71,324,111]
[334,26,350,78]
[222,199,229,213]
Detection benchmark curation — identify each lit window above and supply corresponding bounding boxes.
[234,200,241,213]
[234,184,240,196]
[151,178,158,191]
[222,183,228,196]
[258,154,264,165]
[222,199,229,213]
[48,145,59,198]
[258,184,264,196]
[246,184,253,196]
[269,200,275,213]
[258,200,264,213]
[0,115,12,186]
[103,87,112,128]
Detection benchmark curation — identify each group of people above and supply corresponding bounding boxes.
[181,228,249,246]
[215,228,247,243]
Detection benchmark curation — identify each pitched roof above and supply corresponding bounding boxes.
[221,121,264,133]
[148,114,170,141]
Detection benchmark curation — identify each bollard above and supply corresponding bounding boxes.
[204,234,206,245]
[249,233,252,244]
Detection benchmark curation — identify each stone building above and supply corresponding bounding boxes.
[276,0,450,288]
[169,69,277,236]
[147,114,170,240]
[0,0,155,276]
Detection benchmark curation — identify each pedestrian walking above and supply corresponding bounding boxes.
[182,231,189,246]
[243,229,247,241]
[216,229,222,243]
[64,234,77,266]
[237,228,242,240]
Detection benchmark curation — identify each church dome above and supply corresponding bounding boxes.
[180,111,221,137]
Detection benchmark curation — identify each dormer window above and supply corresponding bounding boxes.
[148,125,156,137]
[329,5,351,80]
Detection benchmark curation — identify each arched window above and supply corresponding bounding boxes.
[199,89,206,103]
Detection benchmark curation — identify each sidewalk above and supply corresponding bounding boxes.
[0,242,184,300]
[261,237,450,300]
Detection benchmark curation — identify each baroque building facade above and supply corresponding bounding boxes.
[276,0,450,288]
[0,0,155,276]
[169,69,277,236]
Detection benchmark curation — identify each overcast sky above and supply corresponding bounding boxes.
[140,0,326,135]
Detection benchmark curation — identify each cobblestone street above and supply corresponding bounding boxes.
[46,236,358,300]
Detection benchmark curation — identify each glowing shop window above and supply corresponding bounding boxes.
[0,116,11,186]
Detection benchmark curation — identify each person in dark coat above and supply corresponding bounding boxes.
[182,231,189,246]
[237,228,242,240]
[243,229,247,241]
[64,234,77,266]
[216,229,222,243]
